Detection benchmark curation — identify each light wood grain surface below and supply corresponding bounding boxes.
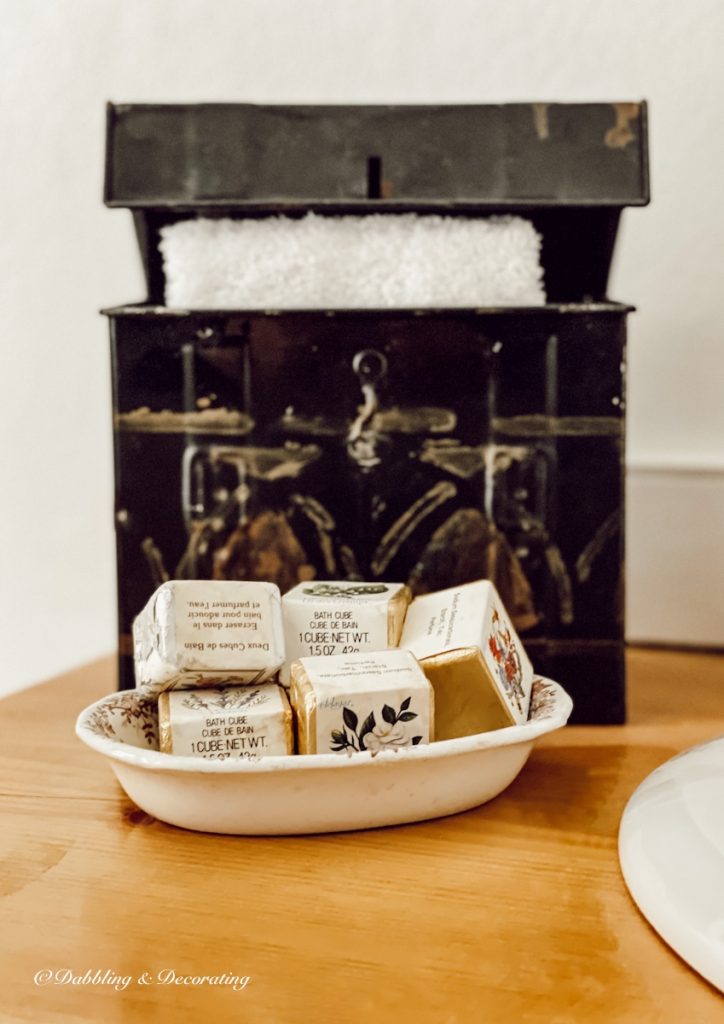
[1,648,723,1023]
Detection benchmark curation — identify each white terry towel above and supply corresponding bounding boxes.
[159,213,545,310]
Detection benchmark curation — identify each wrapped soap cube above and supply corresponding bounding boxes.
[290,649,433,755]
[133,580,285,697]
[400,580,533,738]
[158,683,293,759]
[280,580,411,685]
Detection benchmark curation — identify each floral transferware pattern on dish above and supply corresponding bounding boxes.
[84,691,158,748]
[528,678,557,720]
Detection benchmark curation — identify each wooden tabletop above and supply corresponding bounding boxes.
[1,649,723,1023]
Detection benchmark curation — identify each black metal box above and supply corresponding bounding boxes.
[104,102,649,722]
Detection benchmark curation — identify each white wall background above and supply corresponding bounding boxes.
[2,0,723,696]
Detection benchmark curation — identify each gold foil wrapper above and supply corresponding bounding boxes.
[387,585,412,646]
[289,661,318,755]
[281,693,294,754]
[158,691,173,754]
[418,647,515,739]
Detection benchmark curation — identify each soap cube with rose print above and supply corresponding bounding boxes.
[289,649,433,755]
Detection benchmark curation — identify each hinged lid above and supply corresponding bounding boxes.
[105,102,649,210]
[104,102,648,304]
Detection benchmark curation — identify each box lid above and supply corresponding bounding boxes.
[104,102,649,211]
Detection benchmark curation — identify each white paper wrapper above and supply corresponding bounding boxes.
[158,683,293,760]
[133,580,285,696]
[280,581,410,685]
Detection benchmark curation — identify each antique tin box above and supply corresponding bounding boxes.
[103,102,649,722]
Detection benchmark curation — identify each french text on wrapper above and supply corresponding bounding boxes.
[185,598,266,644]
[33,968,251,992]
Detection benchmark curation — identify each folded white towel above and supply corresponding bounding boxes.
[160,213,545,309]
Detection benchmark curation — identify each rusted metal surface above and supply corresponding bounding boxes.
[105,102,649,208]
[107,308,629,723]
